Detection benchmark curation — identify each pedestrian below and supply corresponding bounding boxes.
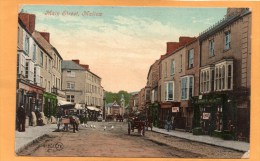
[165,116,172,132]
[17,104,26,132]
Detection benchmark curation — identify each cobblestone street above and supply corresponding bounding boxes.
[17,121,243,158]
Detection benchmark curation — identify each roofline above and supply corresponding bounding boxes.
[61,60,86,71]
[62,60,102,79]
[198,10,251,41]
[18,18,53,59]
[52,47,63,60]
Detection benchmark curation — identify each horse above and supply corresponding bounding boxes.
[69,115,80,133]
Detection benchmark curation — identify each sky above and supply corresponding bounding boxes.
[20,5,227,93]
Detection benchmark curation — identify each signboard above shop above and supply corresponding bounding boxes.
[203,113,211,119]
[172,107,179,113]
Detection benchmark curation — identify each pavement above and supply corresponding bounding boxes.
[15,124,57,154]
[15,122,249,154]
[152,127,249,152]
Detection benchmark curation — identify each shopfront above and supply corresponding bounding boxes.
[16,80,44,128]
[160,102,182,129]
[192,93,236,137]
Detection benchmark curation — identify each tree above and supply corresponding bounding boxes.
[105,90,132,105]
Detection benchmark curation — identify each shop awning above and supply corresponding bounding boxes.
[75,104,85,110]
[87,106,101,111]
[58,99,74,106]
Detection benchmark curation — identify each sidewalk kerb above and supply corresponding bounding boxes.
[151,127,249,152]
[15,134,49,154]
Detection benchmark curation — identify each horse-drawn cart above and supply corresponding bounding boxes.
[128,117,146,136]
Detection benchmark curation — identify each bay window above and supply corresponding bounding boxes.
[215,60,233,91]
[200,66,214,93]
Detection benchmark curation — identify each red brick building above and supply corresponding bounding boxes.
[195,8,251,141]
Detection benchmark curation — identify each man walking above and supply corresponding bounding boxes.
[17,104,26,132]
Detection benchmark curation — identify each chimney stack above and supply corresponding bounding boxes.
[18,13,36,33]
[72,59,80,64]
[80,64,89,70]
[39,32,50,43]
[166,42,179,54]
[179,37,196,46]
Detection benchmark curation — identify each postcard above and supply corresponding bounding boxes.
[0,1,259,161]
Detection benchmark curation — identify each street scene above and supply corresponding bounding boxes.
[17,121,245,158]
[15,6,251,158]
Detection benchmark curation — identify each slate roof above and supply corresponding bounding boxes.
[32,31,63,60]
[61,61,86,70]
[106,101,120,108]
[199,9,251,41]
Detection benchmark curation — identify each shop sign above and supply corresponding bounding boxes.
[203,113,211,119]
[172,107,179,113]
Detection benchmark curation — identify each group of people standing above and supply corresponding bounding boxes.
[16,104,44,132]
[17,105,26,132]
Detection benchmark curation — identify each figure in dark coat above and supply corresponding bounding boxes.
[17,105,26,132]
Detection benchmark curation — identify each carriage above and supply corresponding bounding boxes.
[128,116,146,136]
